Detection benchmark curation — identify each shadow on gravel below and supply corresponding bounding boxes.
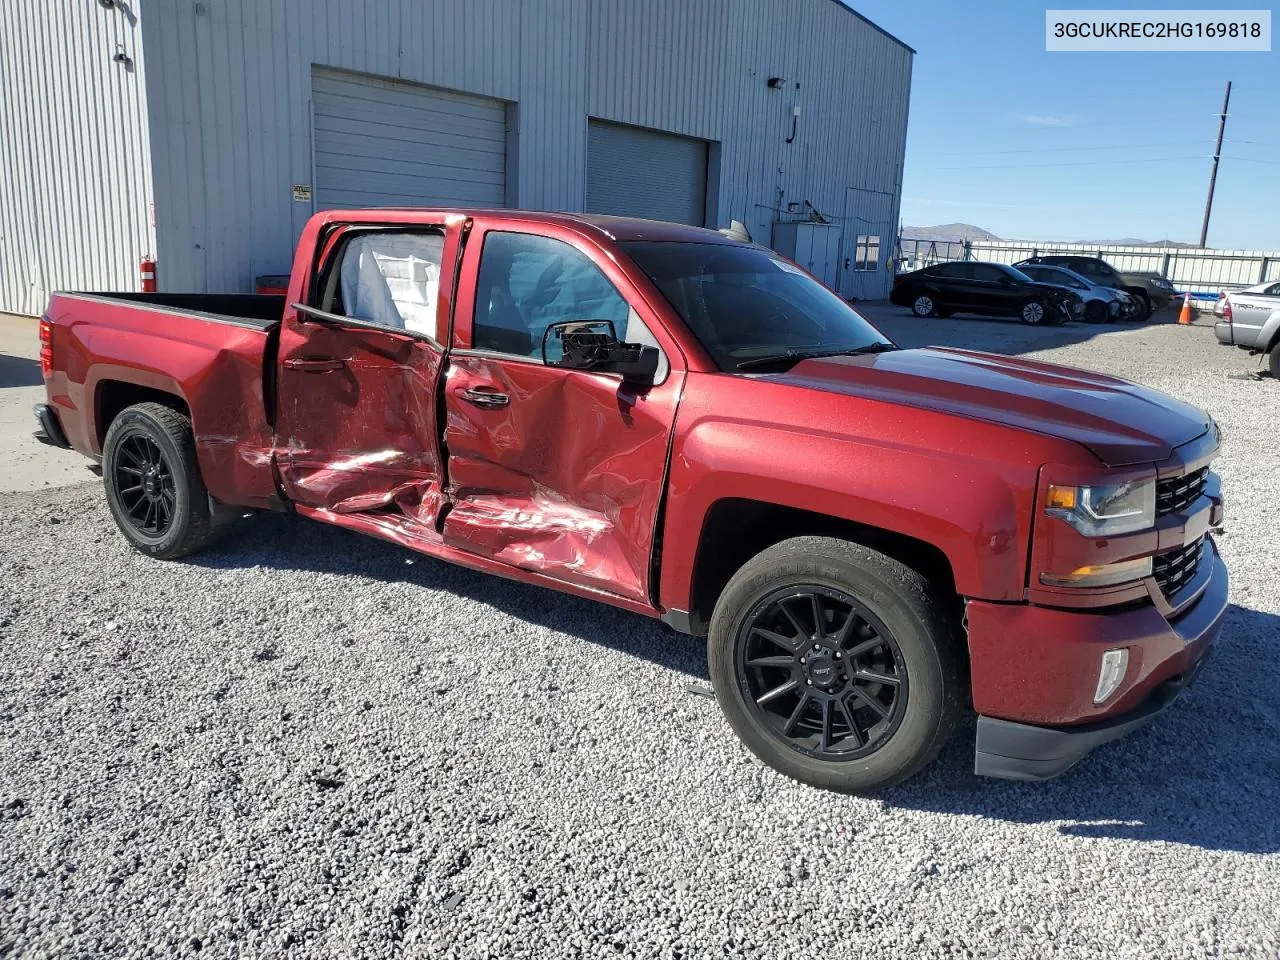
[187,511,1276,855]
[186,510,710,681]
[884,604,1280,856]
[0,352,43,388]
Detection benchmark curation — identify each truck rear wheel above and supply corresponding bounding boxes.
[102,402,221,559]
[707,536,963,794]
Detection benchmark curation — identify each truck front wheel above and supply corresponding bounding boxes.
[708,536,963,794]
[102,402,220,560]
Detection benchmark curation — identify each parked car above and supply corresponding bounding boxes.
[890,260,1085,325]
[1214,279,1280,377]
[1014,255,1176,322]
[1016,262,1134,323]
[35,209,1227,794]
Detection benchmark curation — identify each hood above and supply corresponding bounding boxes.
[768,347,1210,466]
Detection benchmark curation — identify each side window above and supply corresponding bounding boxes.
[1265,282,1280,297]
[971,264,1007,283]
[332,232,444,336]
[473,232,668,379]
[854,235,881,271]
[933,262,971,279]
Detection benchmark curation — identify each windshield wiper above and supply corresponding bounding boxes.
[735,342,897,371]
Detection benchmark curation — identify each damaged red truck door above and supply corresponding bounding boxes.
[439,218,686,601]
[274,217,463,527]
[274,212,683,603]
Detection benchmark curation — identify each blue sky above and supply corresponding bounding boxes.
[850,1,1279,248]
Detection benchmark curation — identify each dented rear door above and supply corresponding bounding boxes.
[440,222,685,603]
[273,217,462,526]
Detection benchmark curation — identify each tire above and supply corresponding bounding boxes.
[1083,300,1109,324]
[102,402,222,560]
[707,536,964,794]
[1019,299,1048,325]
[1269,344,1280,379]
[1128,293,1152,322]
[911,294,936,318]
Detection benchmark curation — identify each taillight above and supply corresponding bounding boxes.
[38,318,53,376]
[1222,299,1233,323]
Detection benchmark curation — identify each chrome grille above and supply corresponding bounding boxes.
[1156,467,1208,517]
[1153,537,1204,599]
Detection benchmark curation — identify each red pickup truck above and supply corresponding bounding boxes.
[35,209,1227,793]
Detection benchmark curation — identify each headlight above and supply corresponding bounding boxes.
[1046,478,1156,536]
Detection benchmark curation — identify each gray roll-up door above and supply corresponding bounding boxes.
[312,68,506,210]
[585,120,707,226]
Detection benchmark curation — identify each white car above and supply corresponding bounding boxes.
[1015,263,1133,324]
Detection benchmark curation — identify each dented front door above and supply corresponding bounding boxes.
[274,221,459,526]
[440,224,684,603]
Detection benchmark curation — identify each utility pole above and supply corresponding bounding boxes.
[1199,80,1232,248]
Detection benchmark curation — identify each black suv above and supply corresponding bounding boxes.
[890,260,1085,325]
[1014,255,1176,322]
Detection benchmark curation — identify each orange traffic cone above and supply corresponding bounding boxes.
[1177,292,1193,325]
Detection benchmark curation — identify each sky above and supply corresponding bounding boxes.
[849,1,1279,248]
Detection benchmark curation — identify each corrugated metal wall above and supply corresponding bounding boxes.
[0,2,154,316]
[137,0,910,296]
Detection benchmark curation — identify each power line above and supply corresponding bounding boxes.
[1223,155,1280,165]
[940,139,1212,157]
[923,155,1209,171]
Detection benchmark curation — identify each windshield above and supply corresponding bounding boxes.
[620,241,891,371]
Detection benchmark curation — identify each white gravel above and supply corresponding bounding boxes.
[2,316,1278,959]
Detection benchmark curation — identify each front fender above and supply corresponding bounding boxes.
[657,376,1072,613]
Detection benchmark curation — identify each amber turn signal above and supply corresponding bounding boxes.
[1046,484,1077,510]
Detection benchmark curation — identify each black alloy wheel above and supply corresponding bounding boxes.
[736,585,907,759]
[112,432,177,537]
[102,402,224,559]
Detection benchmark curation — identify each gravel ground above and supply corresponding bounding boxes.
[2,315,1278,959]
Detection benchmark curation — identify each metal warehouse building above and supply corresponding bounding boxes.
[0,0,911,316]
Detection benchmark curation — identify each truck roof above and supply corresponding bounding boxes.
[312,207,740,245]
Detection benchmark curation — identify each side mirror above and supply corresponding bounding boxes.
[541,321,660,386]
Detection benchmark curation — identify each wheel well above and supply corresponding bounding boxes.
[687,498,959,633]
[95,381,190,447]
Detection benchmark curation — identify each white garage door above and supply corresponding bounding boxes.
[585,120,707,226]
[312,69,506,210]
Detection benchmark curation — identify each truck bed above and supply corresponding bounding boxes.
[67,292,286,330]
[43,291,284,509]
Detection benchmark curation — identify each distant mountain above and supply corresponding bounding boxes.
[1108,238,1198,248]
[902,223,1002,242]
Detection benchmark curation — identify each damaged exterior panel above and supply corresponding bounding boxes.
[441,352,683,602]
[42,293,281,508]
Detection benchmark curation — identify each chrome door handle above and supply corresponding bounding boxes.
[462,387,509,408]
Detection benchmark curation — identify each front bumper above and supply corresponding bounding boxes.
[974,646,1213,780]
[968,542,1228,780]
